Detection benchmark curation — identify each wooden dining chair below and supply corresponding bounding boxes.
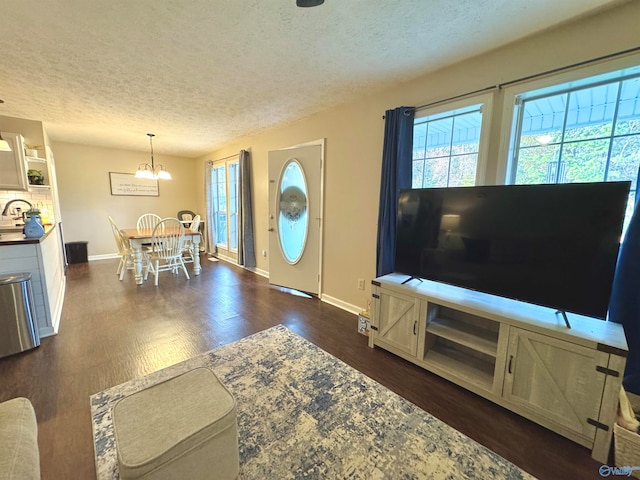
[137,213,162,248]
[143,217,190,286]
[108,216,135,280]
[136,213,162,234]
[182,214,201,264]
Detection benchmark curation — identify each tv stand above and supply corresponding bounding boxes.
[400,275,423,285]
[369,273,627,463]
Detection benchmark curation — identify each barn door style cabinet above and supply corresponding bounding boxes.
[374,288,422,357]
[369,273,627,463]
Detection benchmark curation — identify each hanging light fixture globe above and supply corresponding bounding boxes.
[135,133,171,180]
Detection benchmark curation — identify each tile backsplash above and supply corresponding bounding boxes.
[0,190,55,225]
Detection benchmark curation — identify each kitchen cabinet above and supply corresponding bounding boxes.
[0,132,28,191]
[369,273,627,463]
[0,225,65,337]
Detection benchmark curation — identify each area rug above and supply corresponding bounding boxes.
[90,325,535,479]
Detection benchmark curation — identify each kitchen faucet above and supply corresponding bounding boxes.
[1,199,33,217]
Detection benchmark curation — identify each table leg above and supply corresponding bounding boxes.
[193,236,201,275]
[131,241,145,285]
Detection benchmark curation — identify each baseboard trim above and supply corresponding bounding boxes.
[320,294,361,315]
[213,253,236,264]
[246,267,269,278]
[207,255,270,279]
[89,253,119,261]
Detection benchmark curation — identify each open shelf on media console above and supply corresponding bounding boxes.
[423,342,495,391]
[427,316,498,357]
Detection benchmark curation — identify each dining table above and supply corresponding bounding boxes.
[120,227,202,285]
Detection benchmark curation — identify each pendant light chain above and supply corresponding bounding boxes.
[148,133,155,170]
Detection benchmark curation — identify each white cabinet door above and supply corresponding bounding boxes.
[0,133,28,191]
[503,327,608,443]
[373,288,420,357]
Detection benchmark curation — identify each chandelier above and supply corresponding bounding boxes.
[135,133,171,180]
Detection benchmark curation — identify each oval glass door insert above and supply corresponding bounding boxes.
[277,159,308,264]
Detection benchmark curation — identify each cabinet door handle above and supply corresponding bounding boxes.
[413,320,417,335]
[508,355,514,374]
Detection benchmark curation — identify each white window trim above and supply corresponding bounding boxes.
[414,91,495,186]
[497,51,640,184]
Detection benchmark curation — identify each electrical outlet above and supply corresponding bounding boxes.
[357,278,365,290]
[262,249,267,257]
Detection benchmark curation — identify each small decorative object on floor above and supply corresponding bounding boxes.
[357,310,370,336]
[24,211,45,238]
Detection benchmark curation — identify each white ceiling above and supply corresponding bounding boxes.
[0,0,624,158]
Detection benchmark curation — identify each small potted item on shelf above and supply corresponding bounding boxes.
[27,169,44,185]
[25,144,42,158]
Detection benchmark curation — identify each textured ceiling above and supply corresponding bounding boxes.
[0,0,624,158]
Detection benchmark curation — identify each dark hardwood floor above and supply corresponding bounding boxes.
[0,257,608,479]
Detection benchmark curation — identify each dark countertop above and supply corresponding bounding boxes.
[0,224,56,246]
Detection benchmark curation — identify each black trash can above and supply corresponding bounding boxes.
[0,273,40,359]
[65,241,89,264]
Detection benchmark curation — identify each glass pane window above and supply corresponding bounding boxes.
[277,160,308,264]
[212,165,228,247]
[509,72,640,237]
[413,104,482,188]
[210,160,240,251]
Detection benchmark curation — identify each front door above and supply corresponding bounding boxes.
[268,142,323,294]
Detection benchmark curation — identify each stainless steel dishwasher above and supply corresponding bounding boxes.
[0,273,40,359]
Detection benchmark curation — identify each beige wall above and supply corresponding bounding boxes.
[194,1,640,312]
[52,142,198,256]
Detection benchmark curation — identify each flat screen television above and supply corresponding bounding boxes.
[394,182,631,319]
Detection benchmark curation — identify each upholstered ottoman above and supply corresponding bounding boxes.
[0,397,40,480]
[112,367,239,480]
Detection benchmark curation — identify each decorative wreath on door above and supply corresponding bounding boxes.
[279,186,307,222]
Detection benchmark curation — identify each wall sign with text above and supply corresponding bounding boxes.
[109,172,159,197]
